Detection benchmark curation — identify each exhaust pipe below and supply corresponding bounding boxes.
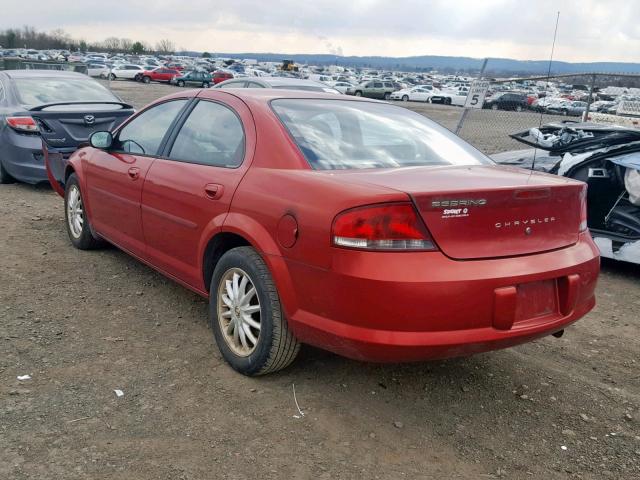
[552,329,564,338]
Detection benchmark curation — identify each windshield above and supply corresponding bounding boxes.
[271,99,492,170]
[14,77,120,107]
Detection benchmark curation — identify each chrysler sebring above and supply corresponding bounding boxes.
[45,89,600,376]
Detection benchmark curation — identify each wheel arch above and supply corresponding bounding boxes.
[200,215,300,318]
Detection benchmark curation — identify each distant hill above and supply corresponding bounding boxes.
[183,52,640,75]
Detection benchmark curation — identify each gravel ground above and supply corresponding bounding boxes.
[1,79,639,479]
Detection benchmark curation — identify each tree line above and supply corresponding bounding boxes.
[0,26,179,55]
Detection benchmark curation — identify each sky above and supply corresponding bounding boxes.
[1,0,639,62]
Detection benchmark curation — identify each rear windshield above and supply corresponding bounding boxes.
[14,77,120,107]
[271,99,492,170]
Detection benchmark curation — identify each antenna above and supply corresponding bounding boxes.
[532,11,560,174]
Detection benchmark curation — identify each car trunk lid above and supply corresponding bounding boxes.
[329,165,583,259]
[28,102,133,148]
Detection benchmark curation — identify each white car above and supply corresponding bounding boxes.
[390,86,436,102]
[87,63,110,78]
[109,64,145,81]
[329,81,356,94]
[430,88,469,107]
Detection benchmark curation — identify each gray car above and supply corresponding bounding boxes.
[214,77,341,94]
[0,70,134,184]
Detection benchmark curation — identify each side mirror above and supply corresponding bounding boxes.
[89,131,113,149]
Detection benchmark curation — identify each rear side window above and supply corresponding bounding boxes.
[116,100,187,155]
[169,101,245,168]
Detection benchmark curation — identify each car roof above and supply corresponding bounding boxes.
[198,88,383,105]
[0,69,89,80]
[251,77,329,87]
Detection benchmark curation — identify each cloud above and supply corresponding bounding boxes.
[1,0,638,62]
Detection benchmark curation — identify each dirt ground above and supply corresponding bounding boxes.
[1,79,639,480]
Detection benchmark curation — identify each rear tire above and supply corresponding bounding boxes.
[0,159,16,184]
[384,92,391,100]
[142,76,151,84]
[516,105,523,112]
[108,73,116,80]
[64,174,103,250]
[355,91,362,97]
[209,246,300,376]
[177,80,185,87]
[491,104,499,110]
[202,82,210,88]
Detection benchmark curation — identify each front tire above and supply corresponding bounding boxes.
[64,174,103,250]
[108,73,116,80]
[142,76,151,84]
[491,104,499,110]
[209,246,300,376]
[402,95,409,102]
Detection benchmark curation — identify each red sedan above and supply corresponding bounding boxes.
[45,89,600,376]
[139,67,181,84]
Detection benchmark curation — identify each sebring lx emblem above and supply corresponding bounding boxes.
[84,115,95,125]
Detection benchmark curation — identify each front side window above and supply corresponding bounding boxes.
[272,99,492,170]
[116,100,187,155]
[169,101,245,168]
[219,81,246,89]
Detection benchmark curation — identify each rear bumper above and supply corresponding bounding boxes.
[281,232,600,362]
[0,128,48,184]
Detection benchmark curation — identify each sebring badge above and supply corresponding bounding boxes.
[432,199,487,208]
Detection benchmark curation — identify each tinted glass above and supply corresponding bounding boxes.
[373,82,383,88]
[13,77,119,106]
[117,100,187,155]
[219,81,246,88]
[169,101,245,167]
[272,99,492,170]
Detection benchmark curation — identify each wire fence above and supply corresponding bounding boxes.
[452,71,640,155]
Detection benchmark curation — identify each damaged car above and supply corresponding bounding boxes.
[493,122,640,264]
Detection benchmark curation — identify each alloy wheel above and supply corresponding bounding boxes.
[217,268,261,357]
[67,185,84,239]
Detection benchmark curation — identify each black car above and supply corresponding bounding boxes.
[0,70,134,184]
[483,92,529,112]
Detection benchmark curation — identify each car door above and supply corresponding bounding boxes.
[412,89,427,102]
[85,99,189,257]
[141,94,255,290]
[373,82,384,99]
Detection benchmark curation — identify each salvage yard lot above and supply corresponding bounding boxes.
[1,81,639,479]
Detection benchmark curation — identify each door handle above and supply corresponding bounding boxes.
[128,167,140,180]
[204,183,224,200]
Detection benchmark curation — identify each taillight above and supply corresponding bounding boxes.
[6,116,39,133]
[332,202,437,251]
[579,184,588,232]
